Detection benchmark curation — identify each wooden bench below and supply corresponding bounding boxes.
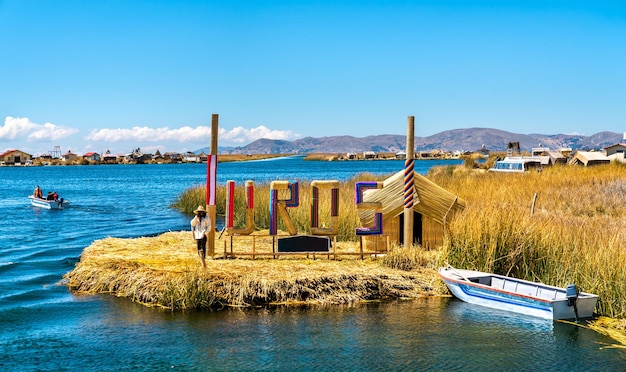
[220,234,388,260]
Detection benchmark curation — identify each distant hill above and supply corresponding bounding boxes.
[205,128,624,154]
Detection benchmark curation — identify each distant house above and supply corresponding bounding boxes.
[62,150,78,162]
[163,152,182,163]
[346,152,357,160]
[152,149,165,163]
[546,151,567,165]
[604,142,626,157]
[569,151,610,167]
[395,151,406,159]
[559,147,573,158]
[183,152,201,162]
[198,151,208,163]
[603,137,626,164]
[531,145,551,157]
[125,149,152,164]
[0,149,32,165]
[363,151,376,159]
[134,153,152,164]
[528,146,565,166]
[101,150,119,164]
[83,152,101,162]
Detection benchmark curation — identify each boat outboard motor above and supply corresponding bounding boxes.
[566,284,579,321]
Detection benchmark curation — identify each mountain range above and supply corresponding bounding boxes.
[202,128,625,155]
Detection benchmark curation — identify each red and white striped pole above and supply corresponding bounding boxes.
[206,114,219,256]
[403,116,415,248]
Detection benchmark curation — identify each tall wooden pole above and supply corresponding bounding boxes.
[403,116,415,248]
[206,114,219,256]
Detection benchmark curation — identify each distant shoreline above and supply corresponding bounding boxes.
[3,152,468,167]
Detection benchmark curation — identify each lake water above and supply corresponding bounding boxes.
[1,157,625,371]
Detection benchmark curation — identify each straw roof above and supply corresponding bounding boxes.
[358,170,465,226]
[569,151,610,166]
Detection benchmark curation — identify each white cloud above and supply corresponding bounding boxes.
[0,116,78,141]
[86,125,300,145]
[220,125,300,144]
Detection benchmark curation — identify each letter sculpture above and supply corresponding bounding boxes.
[269,180,299,236]
[225,180,255,235]
[310,180,339,236]
[354,181,383,235]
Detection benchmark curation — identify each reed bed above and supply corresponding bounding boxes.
[64,231,444,310]
[427,163,626,319]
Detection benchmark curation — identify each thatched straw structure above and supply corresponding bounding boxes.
[64,231,445,310]
[357,169,465,248]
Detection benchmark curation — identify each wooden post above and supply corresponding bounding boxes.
[403,116,415,248]
[206,114,219,256]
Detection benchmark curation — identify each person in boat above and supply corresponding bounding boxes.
[33,186,43,199]
[52,192,58,202]
[190,205,210,268]
[46,192,54,200]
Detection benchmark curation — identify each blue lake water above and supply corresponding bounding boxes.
[1,157,625,371]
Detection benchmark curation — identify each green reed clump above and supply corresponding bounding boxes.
[430,162,626,318]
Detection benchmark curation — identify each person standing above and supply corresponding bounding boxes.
[190,205,210,268]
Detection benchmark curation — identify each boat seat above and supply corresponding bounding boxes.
[491,277,505,289]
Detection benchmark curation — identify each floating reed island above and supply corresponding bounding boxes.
[64,231,444,310]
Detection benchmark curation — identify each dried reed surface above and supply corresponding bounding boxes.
[64,231,445,310]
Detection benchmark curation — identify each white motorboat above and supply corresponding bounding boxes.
[439,266,599,320]
[28,195,69,210]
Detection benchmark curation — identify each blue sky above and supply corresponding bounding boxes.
[1,0,625,155]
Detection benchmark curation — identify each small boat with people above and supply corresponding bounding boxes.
[29,186,68,209]
[439,266,599,320]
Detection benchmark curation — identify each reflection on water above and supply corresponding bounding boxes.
[3,297,624,371]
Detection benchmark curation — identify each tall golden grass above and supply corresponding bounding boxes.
[427,162,626,318]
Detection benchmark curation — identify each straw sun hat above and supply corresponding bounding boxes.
[193,205,206,214]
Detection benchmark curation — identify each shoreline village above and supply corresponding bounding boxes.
[63,114,626,347]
